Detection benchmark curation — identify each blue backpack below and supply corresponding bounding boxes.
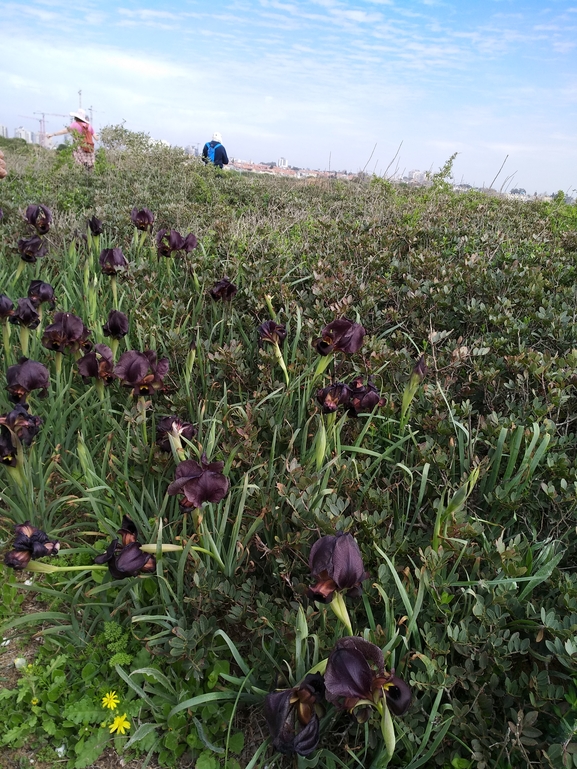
[206,142,221,163]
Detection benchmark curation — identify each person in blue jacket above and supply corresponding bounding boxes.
[202,132,229,169]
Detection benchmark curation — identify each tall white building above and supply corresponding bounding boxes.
[14,127,32,142]
[0,125,8,139]
[277,157,288,168]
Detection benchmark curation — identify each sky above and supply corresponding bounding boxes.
[1,0,576,192]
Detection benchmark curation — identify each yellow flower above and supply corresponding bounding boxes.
[109,713,130,735]
[31,697,39,706]
[101,691,120,710]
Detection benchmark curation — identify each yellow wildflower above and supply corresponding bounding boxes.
[109,713,130,735]
[101,691,120,710]
[31,697,39,706]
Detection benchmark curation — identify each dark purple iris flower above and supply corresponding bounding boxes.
[182,232,198,252]
[87,215,104,236]
[264,673,325,757]
[258,320,287,346]
[210,277,238,301]
[308,531,368,604]
[102,310,129,340]
[17,235,48,264]
[346,377,384,417]
[156,229,184,258]
[313,318,366,356]
[114,350,169,396]
[6,358,50,403]
[99,248,128,275]
[325,637,411,717]
[41,312,92,354]
[77,344,115,384]
[167,455,229,510]
[94,515,155,579]
[0,294,15,319]
[131,208,154,232]
[0,429,17,467]
[413,355,427,381]
[27,280,56,309]
[156,416,197,453]
[316,382,351,414]
[25,205,52,235]
[9,298,40,330]
[4,521,60,570]
[0,404,43,447]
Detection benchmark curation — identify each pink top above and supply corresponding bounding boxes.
[69,121,94,136]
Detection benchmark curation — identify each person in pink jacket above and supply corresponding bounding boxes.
[47,108,99,170]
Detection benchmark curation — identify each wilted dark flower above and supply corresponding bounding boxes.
[167,455,229,509]
[347,377,384,418]
[0,404,43,446]
[114,350,169,396]
[0,294,14,319]
[77,344,115,384]
[313,318,366,356]
[308,531,368,604]
[6,358,50,403]
[87,215,104,236]
[41,312,92,354]
[94,515,155,579]
[156,416,197,452]
[102,310,129,340]
[131,207,154,232]
[210,277,237,301]
[156,229,184,258]
[99,248,128,275]
[413,354,427,381]
[27,280,55,309]
[182,232,198,252]
[258,320,287,347]
[264,674,325,757]
[9,298,40,330]
[4,521,60,570]
[25,205,52,235]
[316,382,351,414]
[324,637,411,717]
[17,235,48,264]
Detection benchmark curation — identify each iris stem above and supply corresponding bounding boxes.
[111,275,118,308]
[110,338,119,360]
[14,261,26,284]
[330,591,353,635]
[273,342,289,386]
[138,396,148,445]
[2,320,11,366]
[19,326,30,357]
[168,432,186,464]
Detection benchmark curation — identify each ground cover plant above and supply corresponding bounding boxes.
[1,129,577,768]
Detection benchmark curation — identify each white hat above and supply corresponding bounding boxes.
[212,132,222,142]
[70,108,89,123]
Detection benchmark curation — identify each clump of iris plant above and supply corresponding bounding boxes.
[308,531,369,605]
[324,637,411,762]
[77,344,115,401]
[0,405,42,487]
[167,455,229,513]
[114,350,169,397]
[130,208,154,232]
[264,673,325,757]
[210,277,238,301]
[400,354,427,432]
[4,522,60,570]
[6,358,49,404]
[17,235,48,264]
[9,298,41,356]
[156,229,198,258]
[99,248,128,276]
[94,515,156,579]
[25,205,52,235]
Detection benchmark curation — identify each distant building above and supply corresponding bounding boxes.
[0,125,8,139]
[31,132,41,145]
[277,157,288,168]
[14,127,32,142]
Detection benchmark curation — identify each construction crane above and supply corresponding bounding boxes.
[35,112,68,147]
[17,115,44,145]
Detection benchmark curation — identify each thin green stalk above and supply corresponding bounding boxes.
[19,326,30,357]
[2,320,11,365]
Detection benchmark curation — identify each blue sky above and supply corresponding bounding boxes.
[1,0,576,191]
